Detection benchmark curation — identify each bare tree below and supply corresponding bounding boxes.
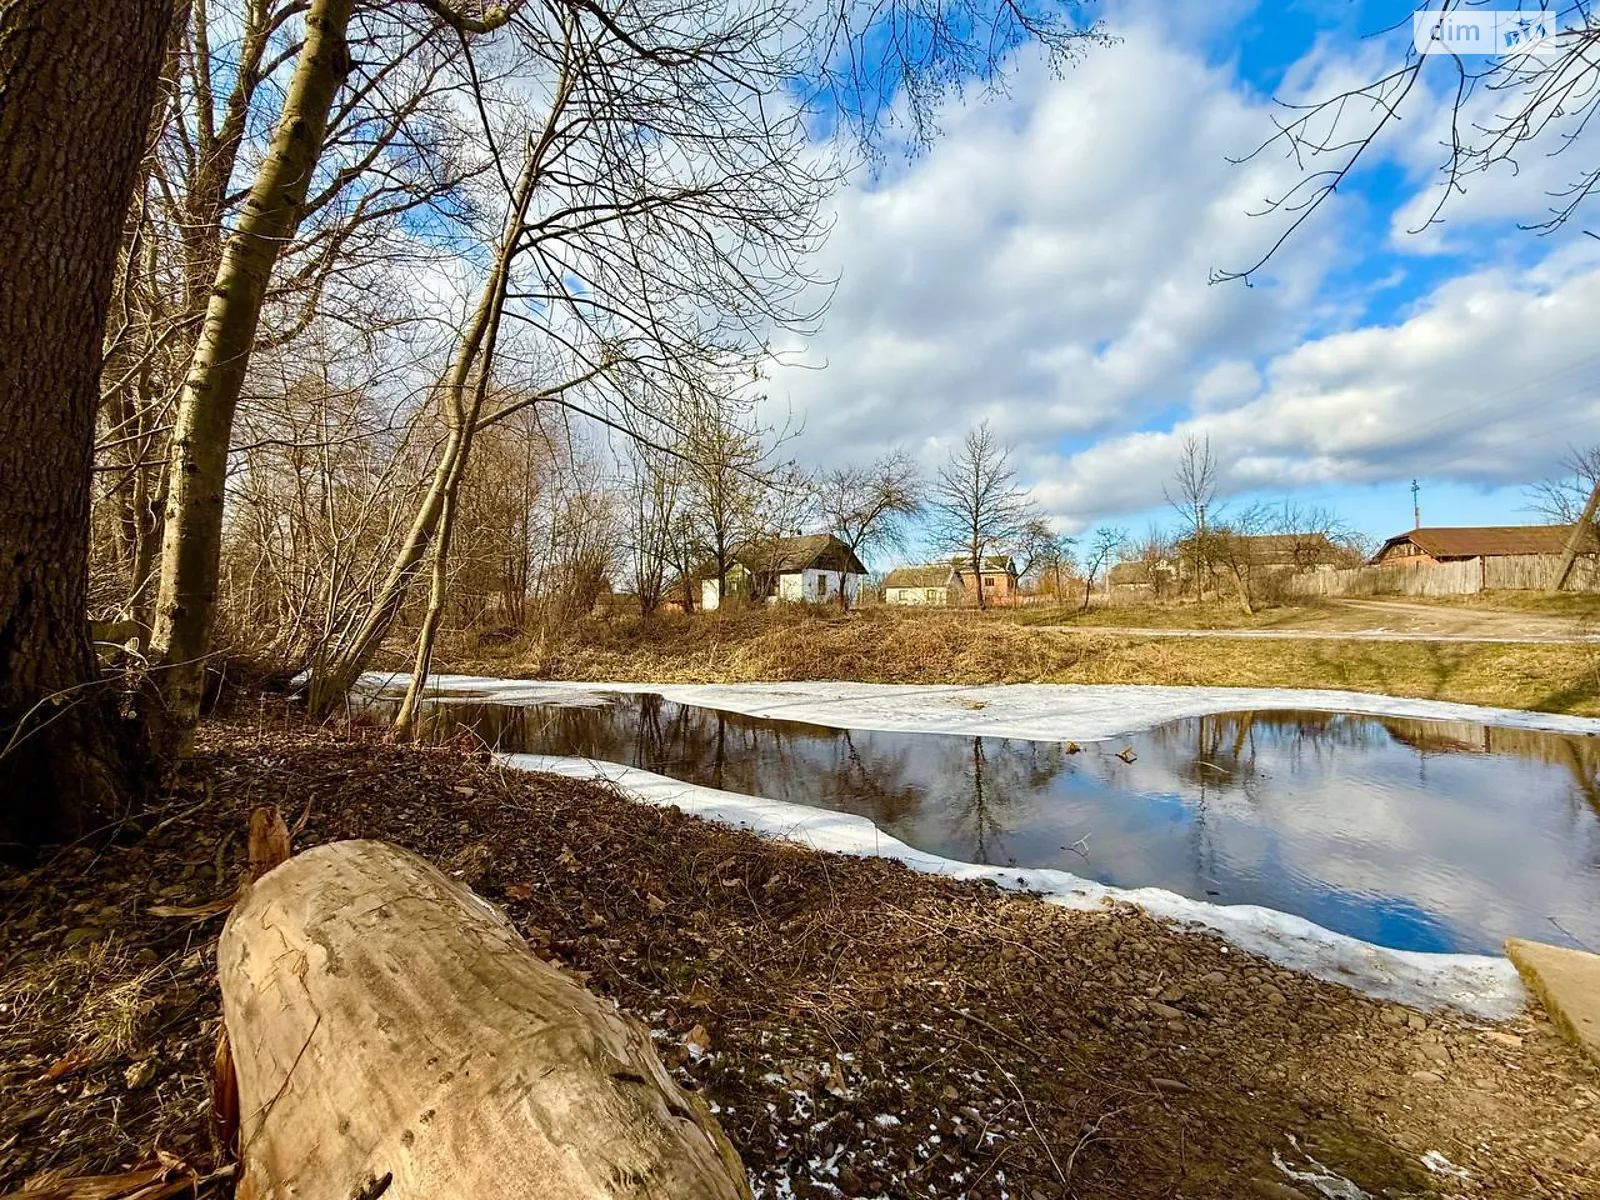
[1219,2,1600,282]
[620,445,685,617]
[1014,515,1071,581]
[1208,503,1279,616]
[928,422,1035,610]
[1527,445,1600,590]
[817,450,924,607]
[1078,526,1129,612]
[1164,434,1221,598]
[1133,525,1176,599]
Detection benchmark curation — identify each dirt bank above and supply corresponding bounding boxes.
[440,607,1600,717]
[3,719,1596,1197]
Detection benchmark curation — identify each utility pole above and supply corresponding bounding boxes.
[1411,479,1421,530]
[1548,476,1600,593]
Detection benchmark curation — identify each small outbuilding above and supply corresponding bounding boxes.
[950,555,1020,605]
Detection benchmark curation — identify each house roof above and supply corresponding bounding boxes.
[1177,531,1349,565]
[1376,525,1576,560]
[697,533,868,579]
[949,555,1016,575]
[884,565,955,589]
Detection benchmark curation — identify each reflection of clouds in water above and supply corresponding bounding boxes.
[385,695,1600,955]
[1117,713,1600,953]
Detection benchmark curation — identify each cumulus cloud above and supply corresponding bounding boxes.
[1035,243,1600,524]
[765,20,1345,468]
[759,8,1600,534]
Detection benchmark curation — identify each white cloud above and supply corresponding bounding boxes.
[766,21,1346,469]
[1037,243,1600,525]
[759,10,1600,535]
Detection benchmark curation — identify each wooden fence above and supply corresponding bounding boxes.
[1283,554,1600,598]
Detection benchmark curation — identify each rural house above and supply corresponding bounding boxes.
[950,555,1020,605]
[883,564,958,606]
[700,533,869,610]
[1372,525,1581,566]
[1107,558,1178,600]
[1178,531,1355,573]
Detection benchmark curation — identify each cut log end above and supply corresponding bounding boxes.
[219,839,749,1200]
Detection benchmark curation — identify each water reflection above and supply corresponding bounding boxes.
[380,696,1600,955]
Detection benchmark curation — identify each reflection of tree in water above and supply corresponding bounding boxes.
[1139,710,1387,800]
[928,736,1071,866]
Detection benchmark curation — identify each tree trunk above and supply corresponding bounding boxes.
[1229,563,1254,616]
[218,840,750,1200]
[308,150,539,716]
[393,491,457,737]
[151,0,356,749]
[0,0,170,850]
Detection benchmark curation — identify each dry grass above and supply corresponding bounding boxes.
[0,942,160,1064]
[1012,599,1338,630]
[444,606,1600,716]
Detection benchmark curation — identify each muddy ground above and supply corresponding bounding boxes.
[2,716,1597,1198]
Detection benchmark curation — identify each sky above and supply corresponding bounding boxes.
[760,0,1600,545]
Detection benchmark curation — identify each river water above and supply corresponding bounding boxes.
[371,691,1600,955]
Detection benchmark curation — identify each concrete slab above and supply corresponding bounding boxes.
[1504,938,1600,1065]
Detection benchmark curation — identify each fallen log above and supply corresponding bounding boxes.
[218,840,748,1200]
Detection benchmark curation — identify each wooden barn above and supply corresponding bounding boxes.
[1372,525,1578,566]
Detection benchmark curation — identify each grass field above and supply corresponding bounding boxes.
[443,606,1600,717]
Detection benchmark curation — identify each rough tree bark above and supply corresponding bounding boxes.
[150,0,357,750]
[218,840,750,1199]
[0,0,171,849]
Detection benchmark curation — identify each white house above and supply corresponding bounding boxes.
[883,564,957,606]
[700,533,870,610]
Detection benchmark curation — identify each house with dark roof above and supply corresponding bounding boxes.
[884,564,957,607]
[1372,525,1579,566]
[700,533,869,610]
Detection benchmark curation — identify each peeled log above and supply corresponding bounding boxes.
[218,840,749,1200]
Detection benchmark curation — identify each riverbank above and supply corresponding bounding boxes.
[443,607,1600,716]
[3,718,1596,1197]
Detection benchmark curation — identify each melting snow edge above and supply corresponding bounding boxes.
[498,751,1526,1021]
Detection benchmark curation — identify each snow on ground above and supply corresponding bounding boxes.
[361,673,1600,742]
[355,673,1588,1018]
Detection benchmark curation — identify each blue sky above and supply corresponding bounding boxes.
[764,0,1600,546]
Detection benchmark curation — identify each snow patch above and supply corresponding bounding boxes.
[360,673,1600,742]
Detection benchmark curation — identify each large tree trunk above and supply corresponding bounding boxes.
[219,840,749,1199]
[0,0,171,850]
[150,0,356,749]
